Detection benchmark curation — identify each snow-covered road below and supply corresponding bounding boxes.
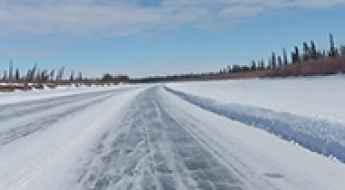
[0,88,134,146]
[1,85,345,190]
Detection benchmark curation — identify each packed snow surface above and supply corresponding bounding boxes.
[1,80,345,190]
[165,87,345,163]
[168,75,345,123]
[0,84,136,105]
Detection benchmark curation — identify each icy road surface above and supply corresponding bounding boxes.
[0,86,345,190]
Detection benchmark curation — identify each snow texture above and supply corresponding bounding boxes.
[1,82,345,190]
[165,86,345,163]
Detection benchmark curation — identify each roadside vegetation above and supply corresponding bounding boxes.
[221,33,345,78]
[1,34,345,91]
[132,34,345,82]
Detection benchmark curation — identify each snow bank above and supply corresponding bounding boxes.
[167,75,345,124]
[165,86,345,163]
[0,87,144,190]
[160,87,345,190]
[0,84,137,106]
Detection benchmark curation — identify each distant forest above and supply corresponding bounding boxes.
[1,34,345,86]
[218,33,345,78]
[0,65,84,84]
[131,34,345,83]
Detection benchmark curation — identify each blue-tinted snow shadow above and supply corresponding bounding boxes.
[164,87,345,163]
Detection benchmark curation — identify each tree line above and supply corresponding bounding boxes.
[131,34,345,83]
[220,34,345,74]
[2,33,345,85]
[0,64,84,83]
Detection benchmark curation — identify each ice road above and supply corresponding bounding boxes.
[0,85,344,190]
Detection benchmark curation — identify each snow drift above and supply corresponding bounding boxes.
[165,86,345,163]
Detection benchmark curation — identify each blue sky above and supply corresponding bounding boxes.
[0,0,345,77]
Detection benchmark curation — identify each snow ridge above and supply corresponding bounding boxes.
[165,87,345,163]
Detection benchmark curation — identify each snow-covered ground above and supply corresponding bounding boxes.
[168,75,345,124]
[1,79,345,190]
[167,76,345,162]
[0,84,138,105]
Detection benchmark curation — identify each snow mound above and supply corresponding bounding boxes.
[165,87,345,163]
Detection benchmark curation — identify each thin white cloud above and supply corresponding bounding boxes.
[0,0,344,36]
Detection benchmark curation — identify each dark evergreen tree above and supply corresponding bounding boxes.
[232,65,241,73]
[310,41,317,59]
[2,70,7,81]
[35,69,41,82]
[56,67,65,81]
[9,60,13,82]
[260,59,265,70]
[329,33,337,57]
[50,70,55,81]
[251,60,257,71]
[41,70,49,81]
[78,72,83,81]
[277,56,283,68]
[267,59,272,70]
[70,71,75,82]
[227,65,232,73]
[15,69,20,81]
[102,73,113,81]
[26,70,31,81]
[283,48,288,66]
[303,42,310,62]
[292,46,300,64]
[29,64,37,82]
[271,52,277,69]
[322,50,326,57]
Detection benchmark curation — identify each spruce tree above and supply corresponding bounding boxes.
[329,33,337,57]
[303,42,310,62]
[9,60,13,82]
[277,56,283,68]
[310,41,317,59]
[251,60,257,71]
[50,70,55,81]
[283,48,288,65]
[15,69,20,81]
[271,52,277,69]
[292,46,300,64]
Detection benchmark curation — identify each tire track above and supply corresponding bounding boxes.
[0,88,134,147]
[164,86,345,163]
[0,88,133,122]
[77,87,245,190]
